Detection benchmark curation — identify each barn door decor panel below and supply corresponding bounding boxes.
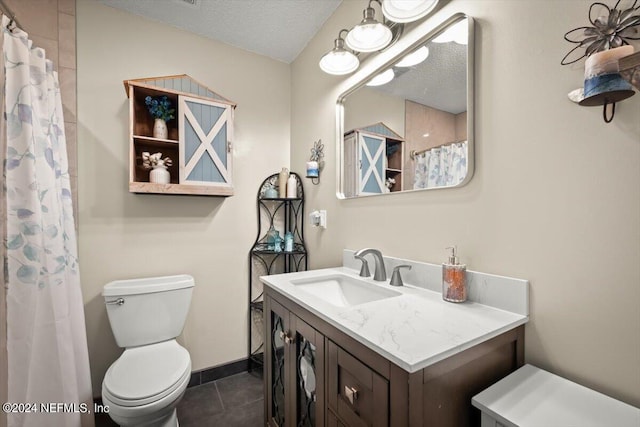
[359,132,385,195]
[179,95,233,188]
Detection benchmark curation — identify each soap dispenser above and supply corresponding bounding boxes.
[442,246,467,303]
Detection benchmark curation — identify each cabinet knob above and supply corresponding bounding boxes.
[278,330,294,345]
[344,385,358,405]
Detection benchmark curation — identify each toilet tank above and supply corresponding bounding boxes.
[103,275,194,348]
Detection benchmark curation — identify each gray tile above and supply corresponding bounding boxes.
[177,381,224,426]
[215,371,264,410]
[94,411,117,427]
[204,398,264,427]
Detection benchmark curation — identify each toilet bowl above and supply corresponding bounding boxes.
[102,275,194,427]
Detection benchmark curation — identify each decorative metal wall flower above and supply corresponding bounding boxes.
[561,0,640,65]
[309,139,325,166]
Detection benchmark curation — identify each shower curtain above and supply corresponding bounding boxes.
[413,140,468,189]
[2,16,94,427]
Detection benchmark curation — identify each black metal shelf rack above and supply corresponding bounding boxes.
[248,173,307,369]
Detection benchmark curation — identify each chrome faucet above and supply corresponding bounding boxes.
[390,265,412,286]
[354,248,386,281]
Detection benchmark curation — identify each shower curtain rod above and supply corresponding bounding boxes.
[0,0,20,31]
[410,139,467,160]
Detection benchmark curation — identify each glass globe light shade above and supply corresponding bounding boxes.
[395,46,429,67]
[432,19,468,44]
[382,0,439,23]
[366,69,395,86]
[319,38,360,75]
[345,6,393,53]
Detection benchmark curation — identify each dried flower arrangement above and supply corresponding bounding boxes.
[385,177,396,190]
[141,152,173,169]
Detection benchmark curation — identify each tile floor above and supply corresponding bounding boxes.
[95,370,264,426]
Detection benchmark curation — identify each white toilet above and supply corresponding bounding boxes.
[101,275,194,427]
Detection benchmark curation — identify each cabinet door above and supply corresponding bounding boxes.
[328,341,389,427]
[327,410,347,427]
[266,297,325,427]
[179,95,233,188]
[290,316,325,427]
[358,132,385,195]
[266,298,290,427]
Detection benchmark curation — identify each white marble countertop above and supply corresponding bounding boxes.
[472,364,640,426]
[261,266,528,373]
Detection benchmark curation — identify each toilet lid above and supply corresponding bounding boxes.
[103,340,190,401]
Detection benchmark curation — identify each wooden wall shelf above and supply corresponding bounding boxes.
[129,182,234,196]
[125,74,236,197]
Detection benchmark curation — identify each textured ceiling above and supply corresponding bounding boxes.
[99,0,466,113]
[99,0,343,63]
[375,41,468,114]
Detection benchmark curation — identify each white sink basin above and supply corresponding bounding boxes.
[291,274,401,307]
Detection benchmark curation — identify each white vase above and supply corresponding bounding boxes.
[153,118,168,139]
[149,163,170,184]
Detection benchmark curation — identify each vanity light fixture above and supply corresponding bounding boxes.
[396,46,429,67]
[319,29,360,75]
[433,19,468,44]
[381,0,439,23]
[366,68,395,86]
[319,0,420,76]
[346,0,393,53]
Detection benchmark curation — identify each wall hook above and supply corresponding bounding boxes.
[603,100,615,124]
[306,139,324,185]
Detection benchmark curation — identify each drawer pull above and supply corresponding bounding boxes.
[344,385,358,405]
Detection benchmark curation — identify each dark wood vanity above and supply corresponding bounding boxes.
[264,286,524,427]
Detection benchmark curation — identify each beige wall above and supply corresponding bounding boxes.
[77,0,290,396]
[292,0,640,407]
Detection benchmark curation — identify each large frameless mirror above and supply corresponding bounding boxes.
[337,13,474,198]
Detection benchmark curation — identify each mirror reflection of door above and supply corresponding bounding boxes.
[343,123,405,197]
[339,14,474,198]
[360,133,385,195]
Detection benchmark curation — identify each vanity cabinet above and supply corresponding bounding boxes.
[264,286,524,427]
[124,75,236,196]
[343,123,404,196]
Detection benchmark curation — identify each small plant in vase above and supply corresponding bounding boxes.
[145,96,175,139]
[142,152,173,184]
